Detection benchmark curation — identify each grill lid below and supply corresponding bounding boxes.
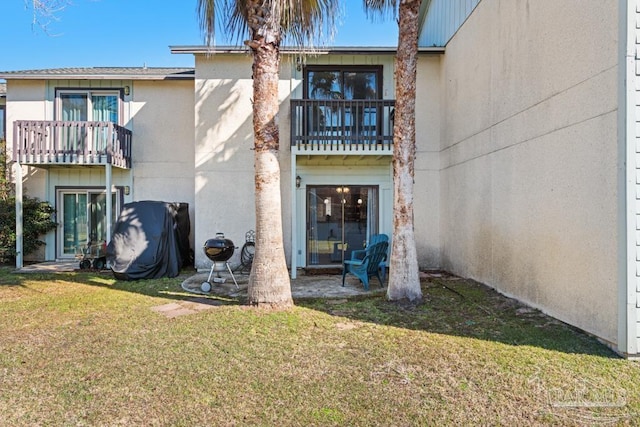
[203,233,235,262]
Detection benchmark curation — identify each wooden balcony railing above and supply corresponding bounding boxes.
[13,121,132,168]
[291,99,395,153]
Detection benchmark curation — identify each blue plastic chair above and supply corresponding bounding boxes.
[350,234,389,282]
[342,241,389,290]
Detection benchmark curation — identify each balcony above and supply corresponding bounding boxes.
[13,120,132,169]
[290,99,394,154]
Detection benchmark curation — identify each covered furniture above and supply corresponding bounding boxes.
[107,201,191,280]
[342,241,389,290]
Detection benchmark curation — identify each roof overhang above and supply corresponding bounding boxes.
[170,45,445,56]
[0,68,195,81]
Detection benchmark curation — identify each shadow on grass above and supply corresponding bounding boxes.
[0,266,243,306]
[297,276,620,358]
[1,266,619,357]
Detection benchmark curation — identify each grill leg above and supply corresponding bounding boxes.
[206,264,216,283]
[226,262,239,289]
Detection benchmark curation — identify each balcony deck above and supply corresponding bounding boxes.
[291,99,394,155]
[13,120,132,169]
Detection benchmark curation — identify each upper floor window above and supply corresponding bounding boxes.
[0,105,5,140]
[304,66,382,100]
[56,90,120,124]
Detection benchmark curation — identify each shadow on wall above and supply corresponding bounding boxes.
[193,63,295,269]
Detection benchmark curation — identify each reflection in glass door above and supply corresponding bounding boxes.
[307,185,378,266]
[62,193,88,256]
[60,190,117,257]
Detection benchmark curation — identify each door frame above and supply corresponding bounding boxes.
[305,184,379,267]
[293,163,393,274]
[55,186,122,259]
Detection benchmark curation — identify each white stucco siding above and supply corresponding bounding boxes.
[439,0,619,343]
[129,80,195,216]
[6,78,195,261]
[194,53,397,270]
[194,54,259,269]
[415,55,443,268]
[6,80,50,204]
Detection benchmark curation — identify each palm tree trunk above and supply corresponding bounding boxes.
[387,0,422,302]
[246,23,293,308]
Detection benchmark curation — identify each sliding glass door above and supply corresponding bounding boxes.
[305,66,382,141]
[60,190,117,257]
[58,91,119,151]
[306,185,378,266]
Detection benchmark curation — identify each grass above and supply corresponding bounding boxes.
[0,267,639,426]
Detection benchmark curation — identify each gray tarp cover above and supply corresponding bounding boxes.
[107,201,190,280]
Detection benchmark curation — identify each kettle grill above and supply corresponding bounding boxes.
[201,233,239,292]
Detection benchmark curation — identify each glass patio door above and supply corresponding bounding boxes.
[62,193,88,256]
[305,67,382,141]
[59,91,119,151]
[60,191,117,257]
[306,185,378,266]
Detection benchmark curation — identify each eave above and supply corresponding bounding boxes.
[170,45,445,56]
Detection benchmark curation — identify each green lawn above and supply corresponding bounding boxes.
[0,268,638,426]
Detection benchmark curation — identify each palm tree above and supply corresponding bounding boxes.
[364,0,423,302]
[197,0,339,308]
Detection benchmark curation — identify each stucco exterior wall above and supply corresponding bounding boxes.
[5,80,49,260]
[193,53,402,270]
[194,54,267,269]
[415,55,442,268]
[438,0,619,343]
[6,78,195,261]
[5,80,48,199]
[129,79,195,243]
[193,53,300,271]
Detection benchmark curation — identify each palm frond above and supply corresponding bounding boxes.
[197,0,341,49]
[362,0,398,20]
[279,0,340,48]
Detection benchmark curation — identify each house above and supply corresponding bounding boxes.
[1,0,638,358]
[413,0,638,358]
[1,67,195,264]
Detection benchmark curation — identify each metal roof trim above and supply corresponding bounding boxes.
[0,67,195,81]
[170,45,444,55]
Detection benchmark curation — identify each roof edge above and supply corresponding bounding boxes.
[0,67,195,81]
[170,45,445,55]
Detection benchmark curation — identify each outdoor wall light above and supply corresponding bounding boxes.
[124,86,130,96]
[296,175,301,188]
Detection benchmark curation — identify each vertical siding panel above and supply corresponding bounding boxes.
[633,0,640,353]
[419,0,481,47]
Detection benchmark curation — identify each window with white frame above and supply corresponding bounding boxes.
[56,90,121,124]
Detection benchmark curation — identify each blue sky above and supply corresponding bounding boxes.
[0,1,398,71]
